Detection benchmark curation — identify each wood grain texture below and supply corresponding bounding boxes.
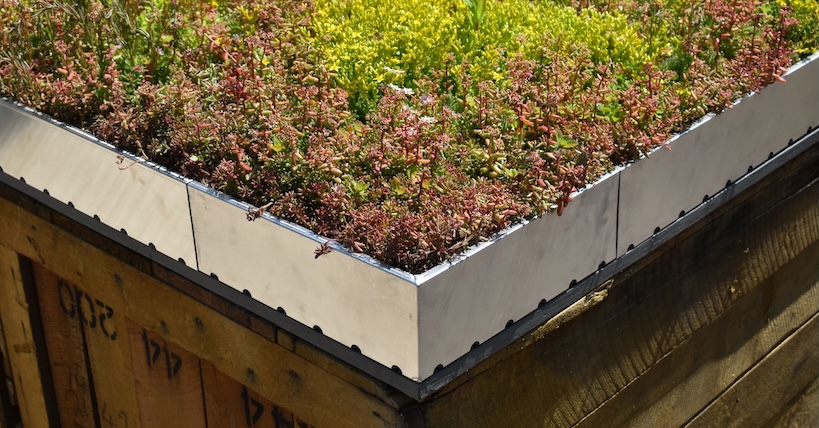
[0,194,400,428]
[202,360,265,428]
[418,146,819,426]
[686,314,818,428]
[0,313,14,428]
[30,264,96,428]
[769,376,819,428]
[81,304,140,428]
[128,319,206,428]
[31,262,142,428]
[0,314,10,386]
[576,242,818,427]
[0,246,50,428]
[202,359,317,428]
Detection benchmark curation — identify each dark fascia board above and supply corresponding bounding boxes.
[1,124,816,401]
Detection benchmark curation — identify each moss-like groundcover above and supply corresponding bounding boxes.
[1,0,816,272]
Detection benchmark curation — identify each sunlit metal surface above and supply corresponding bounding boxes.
[416,171,619,375]
[0,101,197,264]
[186,182,421,378]
[617,53,819,256]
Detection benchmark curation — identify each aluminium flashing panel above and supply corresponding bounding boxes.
[416,169,619,376]
[186,182,421,378]
[0,101,197,265]
[617,53,819,255]
[421,126,819,399]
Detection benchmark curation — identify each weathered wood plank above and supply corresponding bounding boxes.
[0,313,14,428]
[82,310,141,428]
[0,314,10,389]
[202,360,264,428]
[686,314,819,428]
[0,195,400,428]
[30,264,96,428]
[769,377,819,428]
[0,246,51,428]
[34,262,143,428]
[128,319,206,427]
[293,340,391,407]
[202,359,317,428]
[575,242,818,427]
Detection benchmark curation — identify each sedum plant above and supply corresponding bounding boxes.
[311,0,653,117]
[0,0,816,273]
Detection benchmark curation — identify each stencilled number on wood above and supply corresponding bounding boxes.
[141,329,182,379]
[240,386,315,428]
[57,280,118,340]
[101,401,129,428]
[241,386,264,426]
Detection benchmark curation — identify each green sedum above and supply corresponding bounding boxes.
[311,0,462,116]
[779,0,819,55]
[311,0,654,117]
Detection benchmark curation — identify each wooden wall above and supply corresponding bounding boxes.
[1,142,817,428]
[0,182,404,427]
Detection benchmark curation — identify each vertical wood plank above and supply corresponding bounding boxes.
[201,360,316,428]
[70,270,141,428]
[127,319,206,427]
[0,247,51,428]
[30,264,96,428]
[84,322,139,428]
[0,315,11,389]
[0,310,19,428]
[31,261,141,428]
[202,361,274,428]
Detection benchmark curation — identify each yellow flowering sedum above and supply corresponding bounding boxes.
[312,0,461,114]
[311,0,652,116]
[780,0,819,55]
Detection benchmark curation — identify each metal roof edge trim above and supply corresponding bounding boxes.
[0,169,424,400]
[184,181,419,284]
[418,124,819,399]
[1,120,814,402]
